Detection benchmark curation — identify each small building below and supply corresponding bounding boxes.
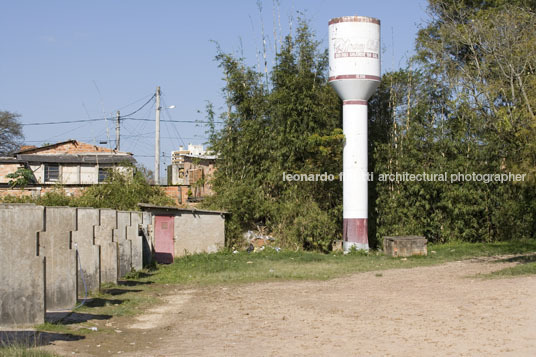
[167,144,217,202]
[0,140,135,197]
[139,203,227,263]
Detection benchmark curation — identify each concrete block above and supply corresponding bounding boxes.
[0,205,46,327]
[94,209,118,284]
[142,212,152,225]
[72,208,101,296]
[127,212,143,271]
[39,206,77,311]
[115,211,131,241]
[383,236,428,257]
[332,240,343,252]
[117,239,132,278]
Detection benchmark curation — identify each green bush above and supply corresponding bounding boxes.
[0,168,175,211]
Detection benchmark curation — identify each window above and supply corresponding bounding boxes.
[98,167,109,183]
[44,164,59,182]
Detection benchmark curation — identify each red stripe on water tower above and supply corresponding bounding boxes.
[329,16,380,25]
[328,74,381,81]
[343,218,368,244]
[343,100,368,106]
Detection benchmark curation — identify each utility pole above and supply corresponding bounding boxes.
[115,110,120,151]
[154,86,161,185]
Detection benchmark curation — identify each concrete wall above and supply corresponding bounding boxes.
[0,205,45,327]
[173,212,225,257]
[0,204,150,328]
[94,209,118,284]
[72,208,101,296]
[115,211,132,278]
[39,206,78,311]
[128,212,143,271]
[142,212,154,266]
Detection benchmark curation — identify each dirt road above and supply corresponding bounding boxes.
[47,258,536,356]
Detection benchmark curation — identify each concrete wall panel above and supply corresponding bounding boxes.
[0,205,45,327]
[117,240,132,278]
[72,208,101,296]
[94,209,118,284]
[39,206,77,311]
[128,212,143,271]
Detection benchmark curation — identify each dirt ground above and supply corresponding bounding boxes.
[45,258,536,356]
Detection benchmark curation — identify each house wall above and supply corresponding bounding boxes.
[24,163,126,185]
[81,164,97,184]
[172,212,225,257]
[161,185,190,205]
[62,165,79,184]
[0,162,23,183]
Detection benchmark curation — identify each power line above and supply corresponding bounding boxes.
[123,117,223,124]
[120,94,156,117]
[21,116,222,126]
[22,119,104,126]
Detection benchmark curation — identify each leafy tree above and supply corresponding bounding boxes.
[0,111,23,155]
[76,168,175,210]
[205,18,342,250]
[370,1,536,243]
[6,167,35,189]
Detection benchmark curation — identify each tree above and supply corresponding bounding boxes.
[370,0,536,243]
[6,167,35,189]
[205,18,342,250]
[0,111,24,155]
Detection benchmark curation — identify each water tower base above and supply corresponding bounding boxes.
[343,218,369,251]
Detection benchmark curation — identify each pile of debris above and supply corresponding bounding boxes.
[243,230,275,250]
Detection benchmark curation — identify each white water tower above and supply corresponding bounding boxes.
[328,16,381,251]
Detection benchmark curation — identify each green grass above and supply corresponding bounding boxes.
[136,239,536,286]
[34,322,76,335]
[489,262,536,277]
[73,284,158,318]
[34,283,159,339]
[479,253,536,278]
[0,346,58,357]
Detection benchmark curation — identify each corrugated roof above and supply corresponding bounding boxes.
[0,157,21,164]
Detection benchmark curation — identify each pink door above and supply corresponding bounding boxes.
[154,215,174,264]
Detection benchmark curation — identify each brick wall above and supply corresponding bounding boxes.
[0,163,22,183]
[20,141,115,155]
[161,185,190,206]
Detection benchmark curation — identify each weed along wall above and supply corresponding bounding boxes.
[139,203,227,261]
[0,204,152,328]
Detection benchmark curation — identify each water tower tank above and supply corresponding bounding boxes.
[328,16,380,251]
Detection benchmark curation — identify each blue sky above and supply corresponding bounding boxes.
[0,0,428,178]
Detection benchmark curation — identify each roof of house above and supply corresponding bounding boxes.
[17,154,136,164]
[0,157,21,164]
[8,140,136,165]
[14,140,132,156]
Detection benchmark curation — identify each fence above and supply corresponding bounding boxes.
[0,204,152,327]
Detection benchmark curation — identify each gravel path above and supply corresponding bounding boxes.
[47,258,536,356]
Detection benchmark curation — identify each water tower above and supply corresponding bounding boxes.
[328,16,381,251]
